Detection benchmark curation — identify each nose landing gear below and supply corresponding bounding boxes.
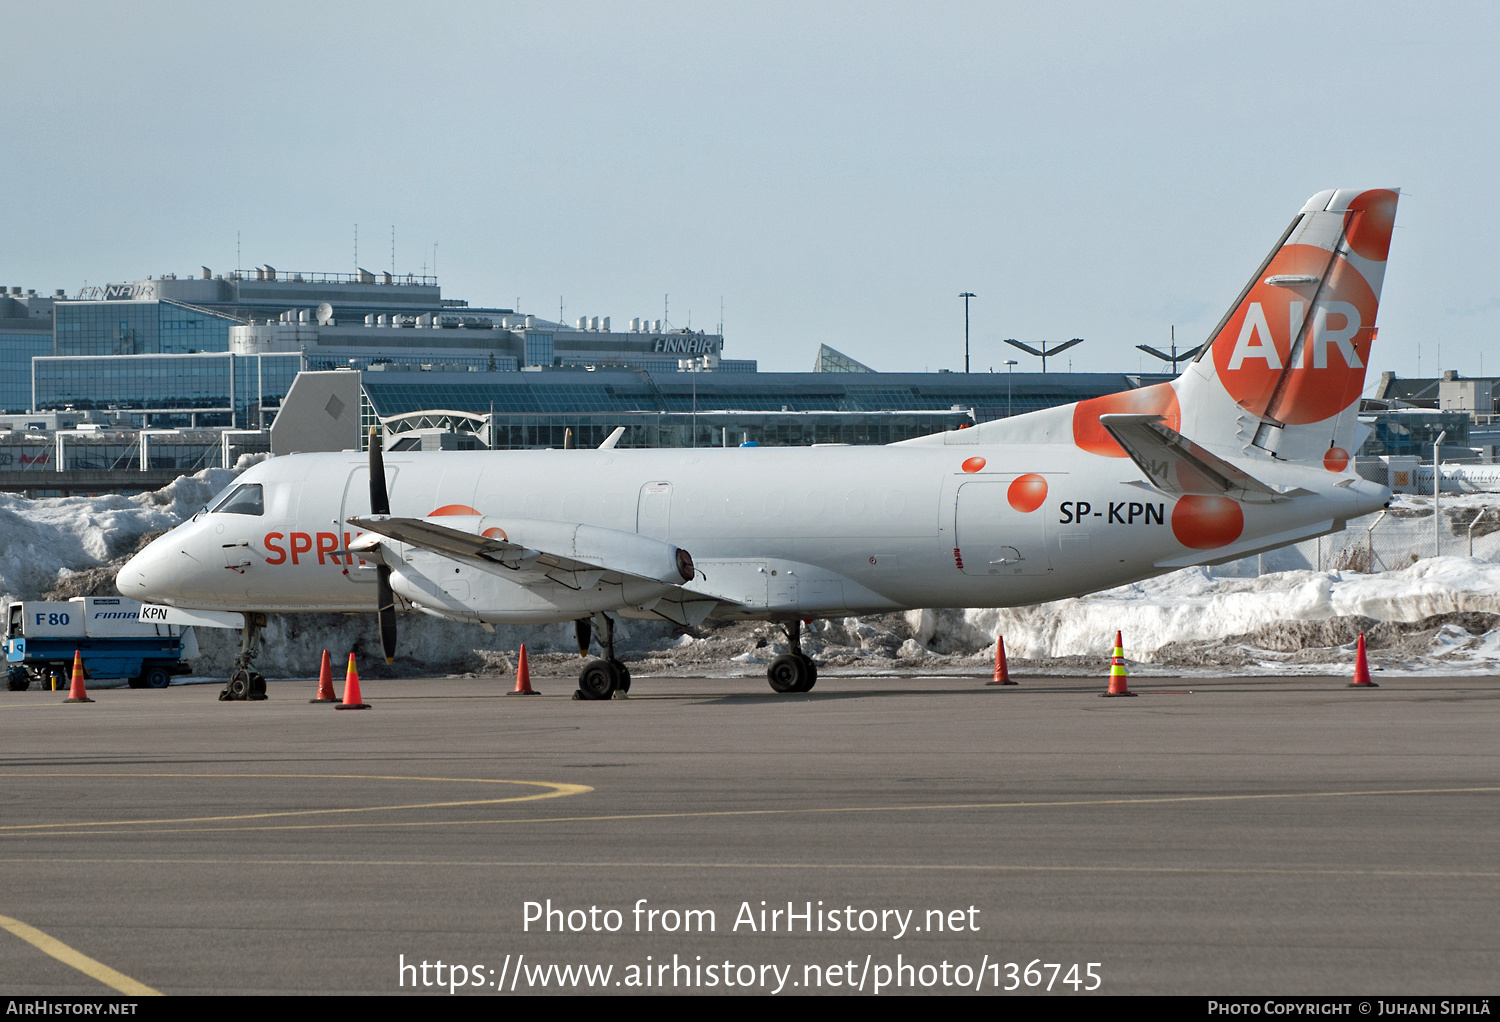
[219,613,268,701]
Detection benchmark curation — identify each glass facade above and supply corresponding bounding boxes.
[0,331,53,412]
[54,300,237,356]
[360,368,1144,451]
[524,333,554,366]
[33,353,301,427]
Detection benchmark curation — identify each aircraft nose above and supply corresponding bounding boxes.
[117,533,201,602]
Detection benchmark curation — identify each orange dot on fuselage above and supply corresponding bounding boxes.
[1008,473,1048,513]
[962,457,986,473]
[1171,495,1244,549]
[1323,447,1350,472]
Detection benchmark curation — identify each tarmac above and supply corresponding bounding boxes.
[0,668,1496,996]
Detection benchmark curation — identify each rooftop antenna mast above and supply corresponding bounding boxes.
[1135,325,1204,373]
[353,224,358,272]
[390,226,395,275]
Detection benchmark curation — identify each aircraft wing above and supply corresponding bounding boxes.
[346,514,695,589]
[1098,414,1305,503]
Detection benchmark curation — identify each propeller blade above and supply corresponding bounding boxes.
[376,564,398,664]
[369,427,390,516]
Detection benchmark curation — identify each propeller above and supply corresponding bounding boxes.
[369,428,398,664]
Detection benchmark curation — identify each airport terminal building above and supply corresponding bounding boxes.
[19,267,748,426]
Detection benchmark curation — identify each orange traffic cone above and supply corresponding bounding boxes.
[334,653,371,709]
[986,635,1016,685]
[508,644,538,695]
[1348,633,1378,688]
[63,650,94,703]
[1101,630,1136,698]
[310,649,337,702]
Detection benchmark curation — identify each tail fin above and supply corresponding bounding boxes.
[1176,188,1399,464]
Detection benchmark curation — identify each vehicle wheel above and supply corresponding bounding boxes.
[793,653,818,693]
[577,659,619,700]
[142,666,172,689]
[767,653,810,693]
[613,661,632,694]
[7,669,29,692]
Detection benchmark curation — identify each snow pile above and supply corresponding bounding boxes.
[924,558,1500,662]
[0,464,252,602]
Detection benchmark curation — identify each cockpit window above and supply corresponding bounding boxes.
[210,483,264,516]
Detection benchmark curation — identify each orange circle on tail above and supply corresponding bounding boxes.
[1344,189,1398,263]
[1323,447,1350,472]
[1072,383,1180,458]
[1007,474,1048,513]
[1171,495,1244,549]
[1209,245,1378,425]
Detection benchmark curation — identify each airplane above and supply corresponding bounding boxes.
[119,188,1400,701]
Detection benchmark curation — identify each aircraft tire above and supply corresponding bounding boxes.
[613,661,632,694]
[578,659,619,700]
[767,653,810,694]
[793,654,818,693]
[226,669,254,701]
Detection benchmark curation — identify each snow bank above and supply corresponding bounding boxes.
[920,557,1500,662]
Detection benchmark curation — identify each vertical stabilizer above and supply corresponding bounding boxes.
[1175,188,1399,468]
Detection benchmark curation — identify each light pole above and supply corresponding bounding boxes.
[1003,337,1084,373]
[1434,429,1447,557]
[959,292,976,373]
[1004,359,1018,417]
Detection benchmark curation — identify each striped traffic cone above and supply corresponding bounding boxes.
[986,635,1016,685]
[334,653,371,709]
[63,650,94,703]
[1101,630,1136,698]
[1347,633,1378,688]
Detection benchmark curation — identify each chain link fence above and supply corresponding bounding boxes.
[1218,498,1500,577]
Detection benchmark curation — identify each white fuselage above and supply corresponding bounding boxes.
[119,441,1388,625]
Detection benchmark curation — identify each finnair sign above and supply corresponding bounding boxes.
[652,337,719,354]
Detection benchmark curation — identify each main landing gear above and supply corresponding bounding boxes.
[767,619,817,694]
[574,613,632,701]
[219,613,268,701]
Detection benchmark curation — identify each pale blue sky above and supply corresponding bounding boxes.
[3,1,1496,380]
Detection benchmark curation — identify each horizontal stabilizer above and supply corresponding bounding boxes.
[1099,414,1298,503]
[347,514,694,589]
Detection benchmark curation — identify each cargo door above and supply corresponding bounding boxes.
[954,481,1050,576]
[636,481,673,542]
